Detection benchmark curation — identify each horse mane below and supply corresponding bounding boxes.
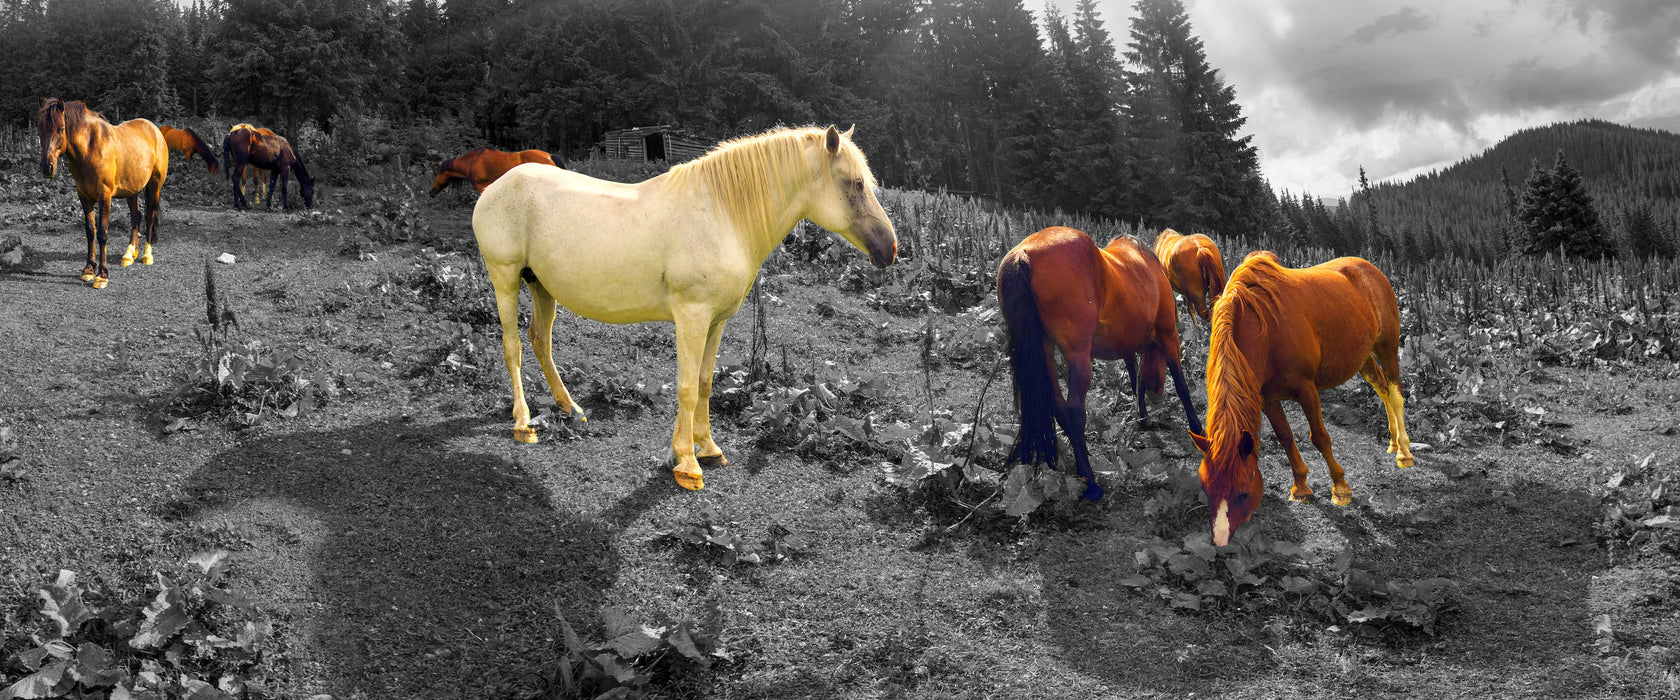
[1154,229,1183,263]
[1204,254,1293,462]
[39,99,103,134]
[665,126,875,240]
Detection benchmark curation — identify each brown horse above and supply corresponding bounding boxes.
[1153,229,1227,323]
[225,125,313,210]
[36,98,169,289]
[998,227,1205,501]
[431,147,561,196]
[1191,253,1415,546]
[157,125,219,174]
[222,124,275,204]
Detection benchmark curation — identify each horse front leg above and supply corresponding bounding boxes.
[91,197,112,288]
[277,169,291,211]
[1167,357,1204,436]
[120,196,141,267]
[1262,400,1315,503]
[78,198,97,281]
[670,308,712,490]
[489,267,535,443]
[1296,388,1352,506]
[694,318,729,467]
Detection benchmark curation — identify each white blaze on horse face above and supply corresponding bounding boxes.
[1212,500,1231,547]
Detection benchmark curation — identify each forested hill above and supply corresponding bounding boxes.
[1354,119,1680,259]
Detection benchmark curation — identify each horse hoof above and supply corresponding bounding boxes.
[1331,489,1352,506]
[120,256,134,268]
[79,272,95,282]
[673,468,705,491]
[513,427,538,443]
[91,276,109,289]
[142,254,154,266]
[698,453,728,468]
[1289,487,1315,503]
[1396,454,1415,468]
[1081,482,1105,501]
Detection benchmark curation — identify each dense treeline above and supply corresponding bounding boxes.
[0,0,1273,235]
[3,0,1675,262]
[1287,120,1680,261]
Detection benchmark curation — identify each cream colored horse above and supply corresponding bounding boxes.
[473,125,897,490]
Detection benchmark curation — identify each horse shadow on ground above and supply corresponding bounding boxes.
[1034,466,1603,696]
[172,415,673,699]
[0,249,91,286]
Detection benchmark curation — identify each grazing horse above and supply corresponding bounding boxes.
[997,227,1205,501]
[158,125,219,174]
[473,125,895,491]
[431,147,561,196]
[222,124,275,203]
[36,98,169,289]
[1153,229,1227,324]
[1191,252,1415,546]
[225,125,314,210]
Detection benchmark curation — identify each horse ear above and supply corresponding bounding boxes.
[1189,431,1212,456]
[841,124,855,139]
[824,125,840,155]
[1237,431,1257,459]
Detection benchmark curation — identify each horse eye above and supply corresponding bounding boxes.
[1236,492,1250,503]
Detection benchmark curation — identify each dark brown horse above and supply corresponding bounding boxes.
[998,227,1204,501]
[222,124,273,201]
[37,98,169,288]
[431,147,561,196]
[158,125,219,174]
[225,125,313,210]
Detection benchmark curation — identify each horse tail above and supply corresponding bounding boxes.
[1197,246,1225,301]
[999,253,1059,468]
[186,128,219,174]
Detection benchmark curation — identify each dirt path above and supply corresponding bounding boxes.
[3,188,1677,699]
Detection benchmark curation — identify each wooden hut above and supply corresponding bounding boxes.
[600,125,710,163]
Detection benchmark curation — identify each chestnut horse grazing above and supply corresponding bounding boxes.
[225,125,313,210]
[473,125,895,491]
[1192,252,1415,546]
[431,148,561,196]
[36,98,169,289]
[158,125,219,174]
[1153,229,1227,323]
[998,227,1205,501]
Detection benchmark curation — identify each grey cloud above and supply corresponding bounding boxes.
[1568,0,1680,67]
[1347,7,1435,44]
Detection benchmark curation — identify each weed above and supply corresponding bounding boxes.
[662,507,807,566]
[537,604,729,699]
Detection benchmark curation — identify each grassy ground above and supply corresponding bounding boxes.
[1,164,1677,699]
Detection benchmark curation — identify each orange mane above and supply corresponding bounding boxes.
[1203,254,1292,481]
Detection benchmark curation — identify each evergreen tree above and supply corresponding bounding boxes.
[1621,202,1673,259]
[1519,150,1616,259]
[1121,0,1265,235]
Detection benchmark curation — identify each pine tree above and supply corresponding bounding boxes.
[1621,202,1672,259]
[1519,151,1616,259]
[1121,0,1265,235]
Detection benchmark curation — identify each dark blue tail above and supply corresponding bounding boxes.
[999,254,1059,468]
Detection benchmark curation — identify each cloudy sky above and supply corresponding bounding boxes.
[1045,0,1680,197]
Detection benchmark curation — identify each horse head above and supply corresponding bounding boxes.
[805,125,896,269]
[429,158,453,197]
[36,98,66,179]
[1191,430,1265,547]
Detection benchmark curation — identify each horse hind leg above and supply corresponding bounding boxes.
[693,318,729,467]
[142,181,160,265]
[79,199,97,281]
[489,265,537,443]
[525,279,584,421]
[1052,346,1103,501]
[1359,353,1414,468]
[121,196,141,267]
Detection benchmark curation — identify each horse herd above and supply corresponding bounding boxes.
[30,111,1414,546]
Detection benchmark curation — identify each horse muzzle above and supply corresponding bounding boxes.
[40,160,55,179]
[862,221,897,269]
